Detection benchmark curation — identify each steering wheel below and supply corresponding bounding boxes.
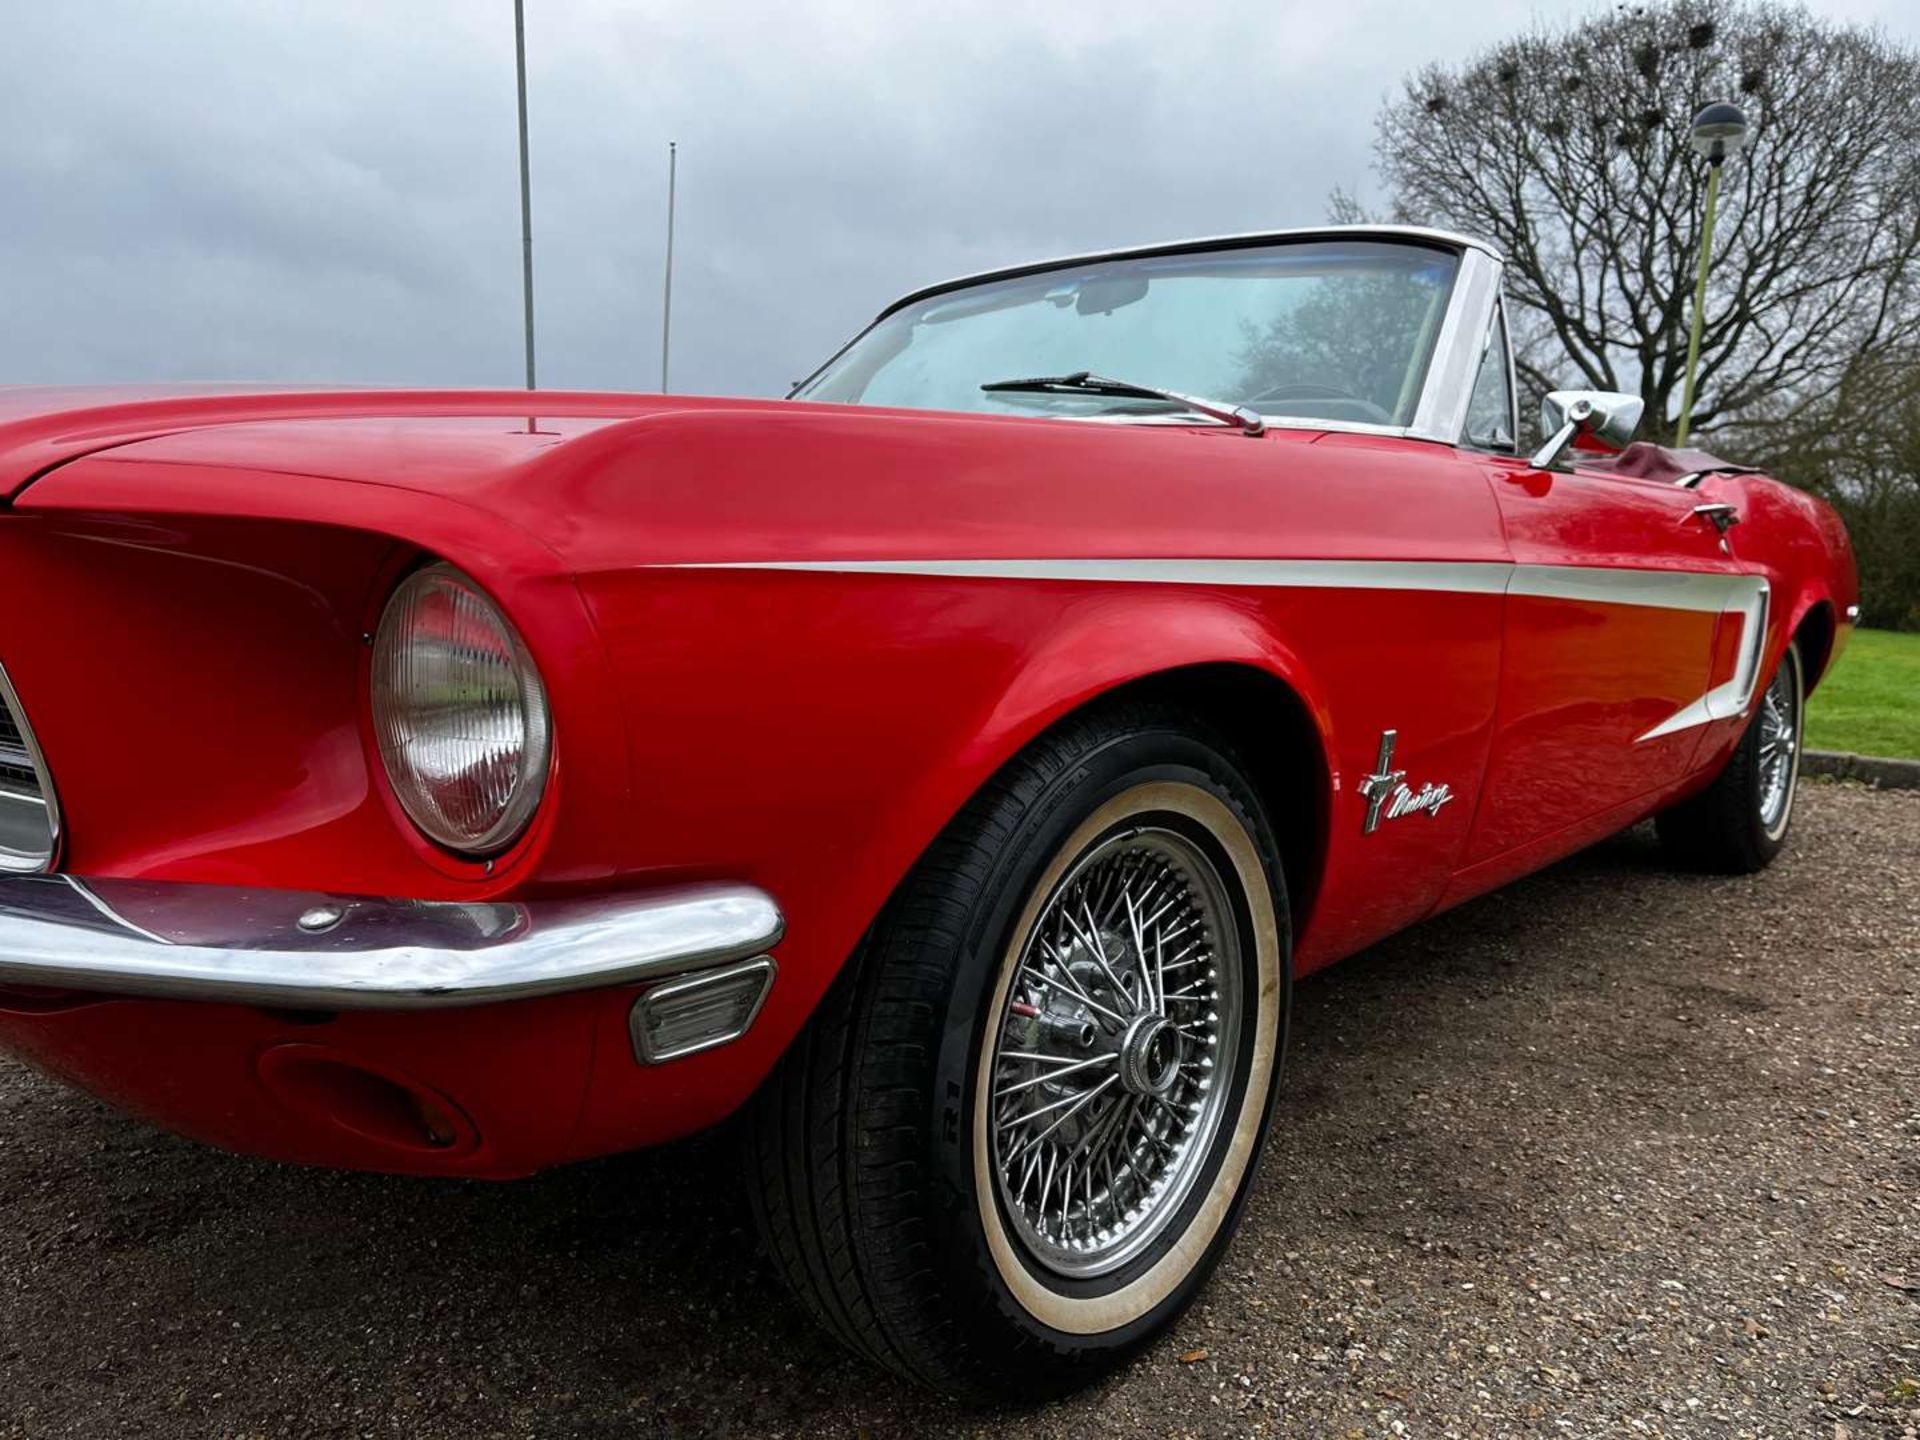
[1244,381,1393,425]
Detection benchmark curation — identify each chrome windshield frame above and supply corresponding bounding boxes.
[791,225,1508,448]
[1405,245,1504,445]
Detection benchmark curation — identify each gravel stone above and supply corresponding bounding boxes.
[1,781,1915,1438]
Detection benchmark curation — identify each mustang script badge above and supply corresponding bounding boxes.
[1358,729,1454,834]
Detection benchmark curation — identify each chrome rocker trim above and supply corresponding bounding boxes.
[0,876,783,1010]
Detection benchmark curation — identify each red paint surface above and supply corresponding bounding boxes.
[1468,454,1747,859]
[0,387,1856,1176]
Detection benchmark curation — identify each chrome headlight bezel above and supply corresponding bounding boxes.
[370,563,552,857]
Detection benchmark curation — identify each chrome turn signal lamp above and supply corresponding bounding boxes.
[630,957,777,1064]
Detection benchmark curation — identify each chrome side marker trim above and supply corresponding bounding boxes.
[630,955,776,1064]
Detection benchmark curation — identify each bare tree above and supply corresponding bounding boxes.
[1233,264,1456,423]
[1735,346,1920,626]
[1354,0,1920,443]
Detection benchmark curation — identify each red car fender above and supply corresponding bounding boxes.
[968,589,1337,931]
[564,584,1336,1162]
[858,584,1336,959]
[973,587,1335,769]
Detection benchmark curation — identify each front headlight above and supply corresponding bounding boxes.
[371,563,552,855]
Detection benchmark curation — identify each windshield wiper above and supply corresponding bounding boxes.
[980,371,1265,437]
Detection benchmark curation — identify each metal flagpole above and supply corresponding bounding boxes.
[661,141,677,393]
[513,0,537,392]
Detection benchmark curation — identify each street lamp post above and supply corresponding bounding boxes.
[1676,101,1751,447]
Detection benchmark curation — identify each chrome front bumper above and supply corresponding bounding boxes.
[0,875,783,1010]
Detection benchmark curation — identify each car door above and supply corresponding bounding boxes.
[1439,304,1753,868]
[1465,466,1751,863]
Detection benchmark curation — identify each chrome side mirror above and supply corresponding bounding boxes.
[1530,390,1645,470]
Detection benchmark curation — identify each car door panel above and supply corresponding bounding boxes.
[1467,457,1746,863]
[1284,433,1507,974]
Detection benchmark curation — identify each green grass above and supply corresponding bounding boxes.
[1805,628,1920,760]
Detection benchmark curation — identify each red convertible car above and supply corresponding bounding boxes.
[0,227,1857,1399]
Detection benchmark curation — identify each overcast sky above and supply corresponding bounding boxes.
[4,0,1915,400]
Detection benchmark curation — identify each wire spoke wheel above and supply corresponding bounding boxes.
[751,711,1287,1399]
[1755,656,1800,834]
[987,825,1243,1279]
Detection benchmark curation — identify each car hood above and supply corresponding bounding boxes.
[0,385,792,503]
[0,383,1360,576]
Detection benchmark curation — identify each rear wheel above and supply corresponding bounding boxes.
[1656,641,1804,873]
[743,703,1289,1400]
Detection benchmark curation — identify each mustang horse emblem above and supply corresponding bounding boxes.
[1358,729,1455,834]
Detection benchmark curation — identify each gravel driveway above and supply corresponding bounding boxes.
[2,783,1915,1439]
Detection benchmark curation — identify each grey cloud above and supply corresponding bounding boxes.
[4,0,1915,398]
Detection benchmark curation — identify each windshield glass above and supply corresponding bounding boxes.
[795,239,1460,427]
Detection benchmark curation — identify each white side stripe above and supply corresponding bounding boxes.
[1636,578,1771,741]
[663,556,1760,614]
[664,557,1510,594]
[1509,565,1747,614]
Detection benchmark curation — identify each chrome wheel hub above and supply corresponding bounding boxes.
[987,826,1243,1279]
[1118,1013,1182,1099]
